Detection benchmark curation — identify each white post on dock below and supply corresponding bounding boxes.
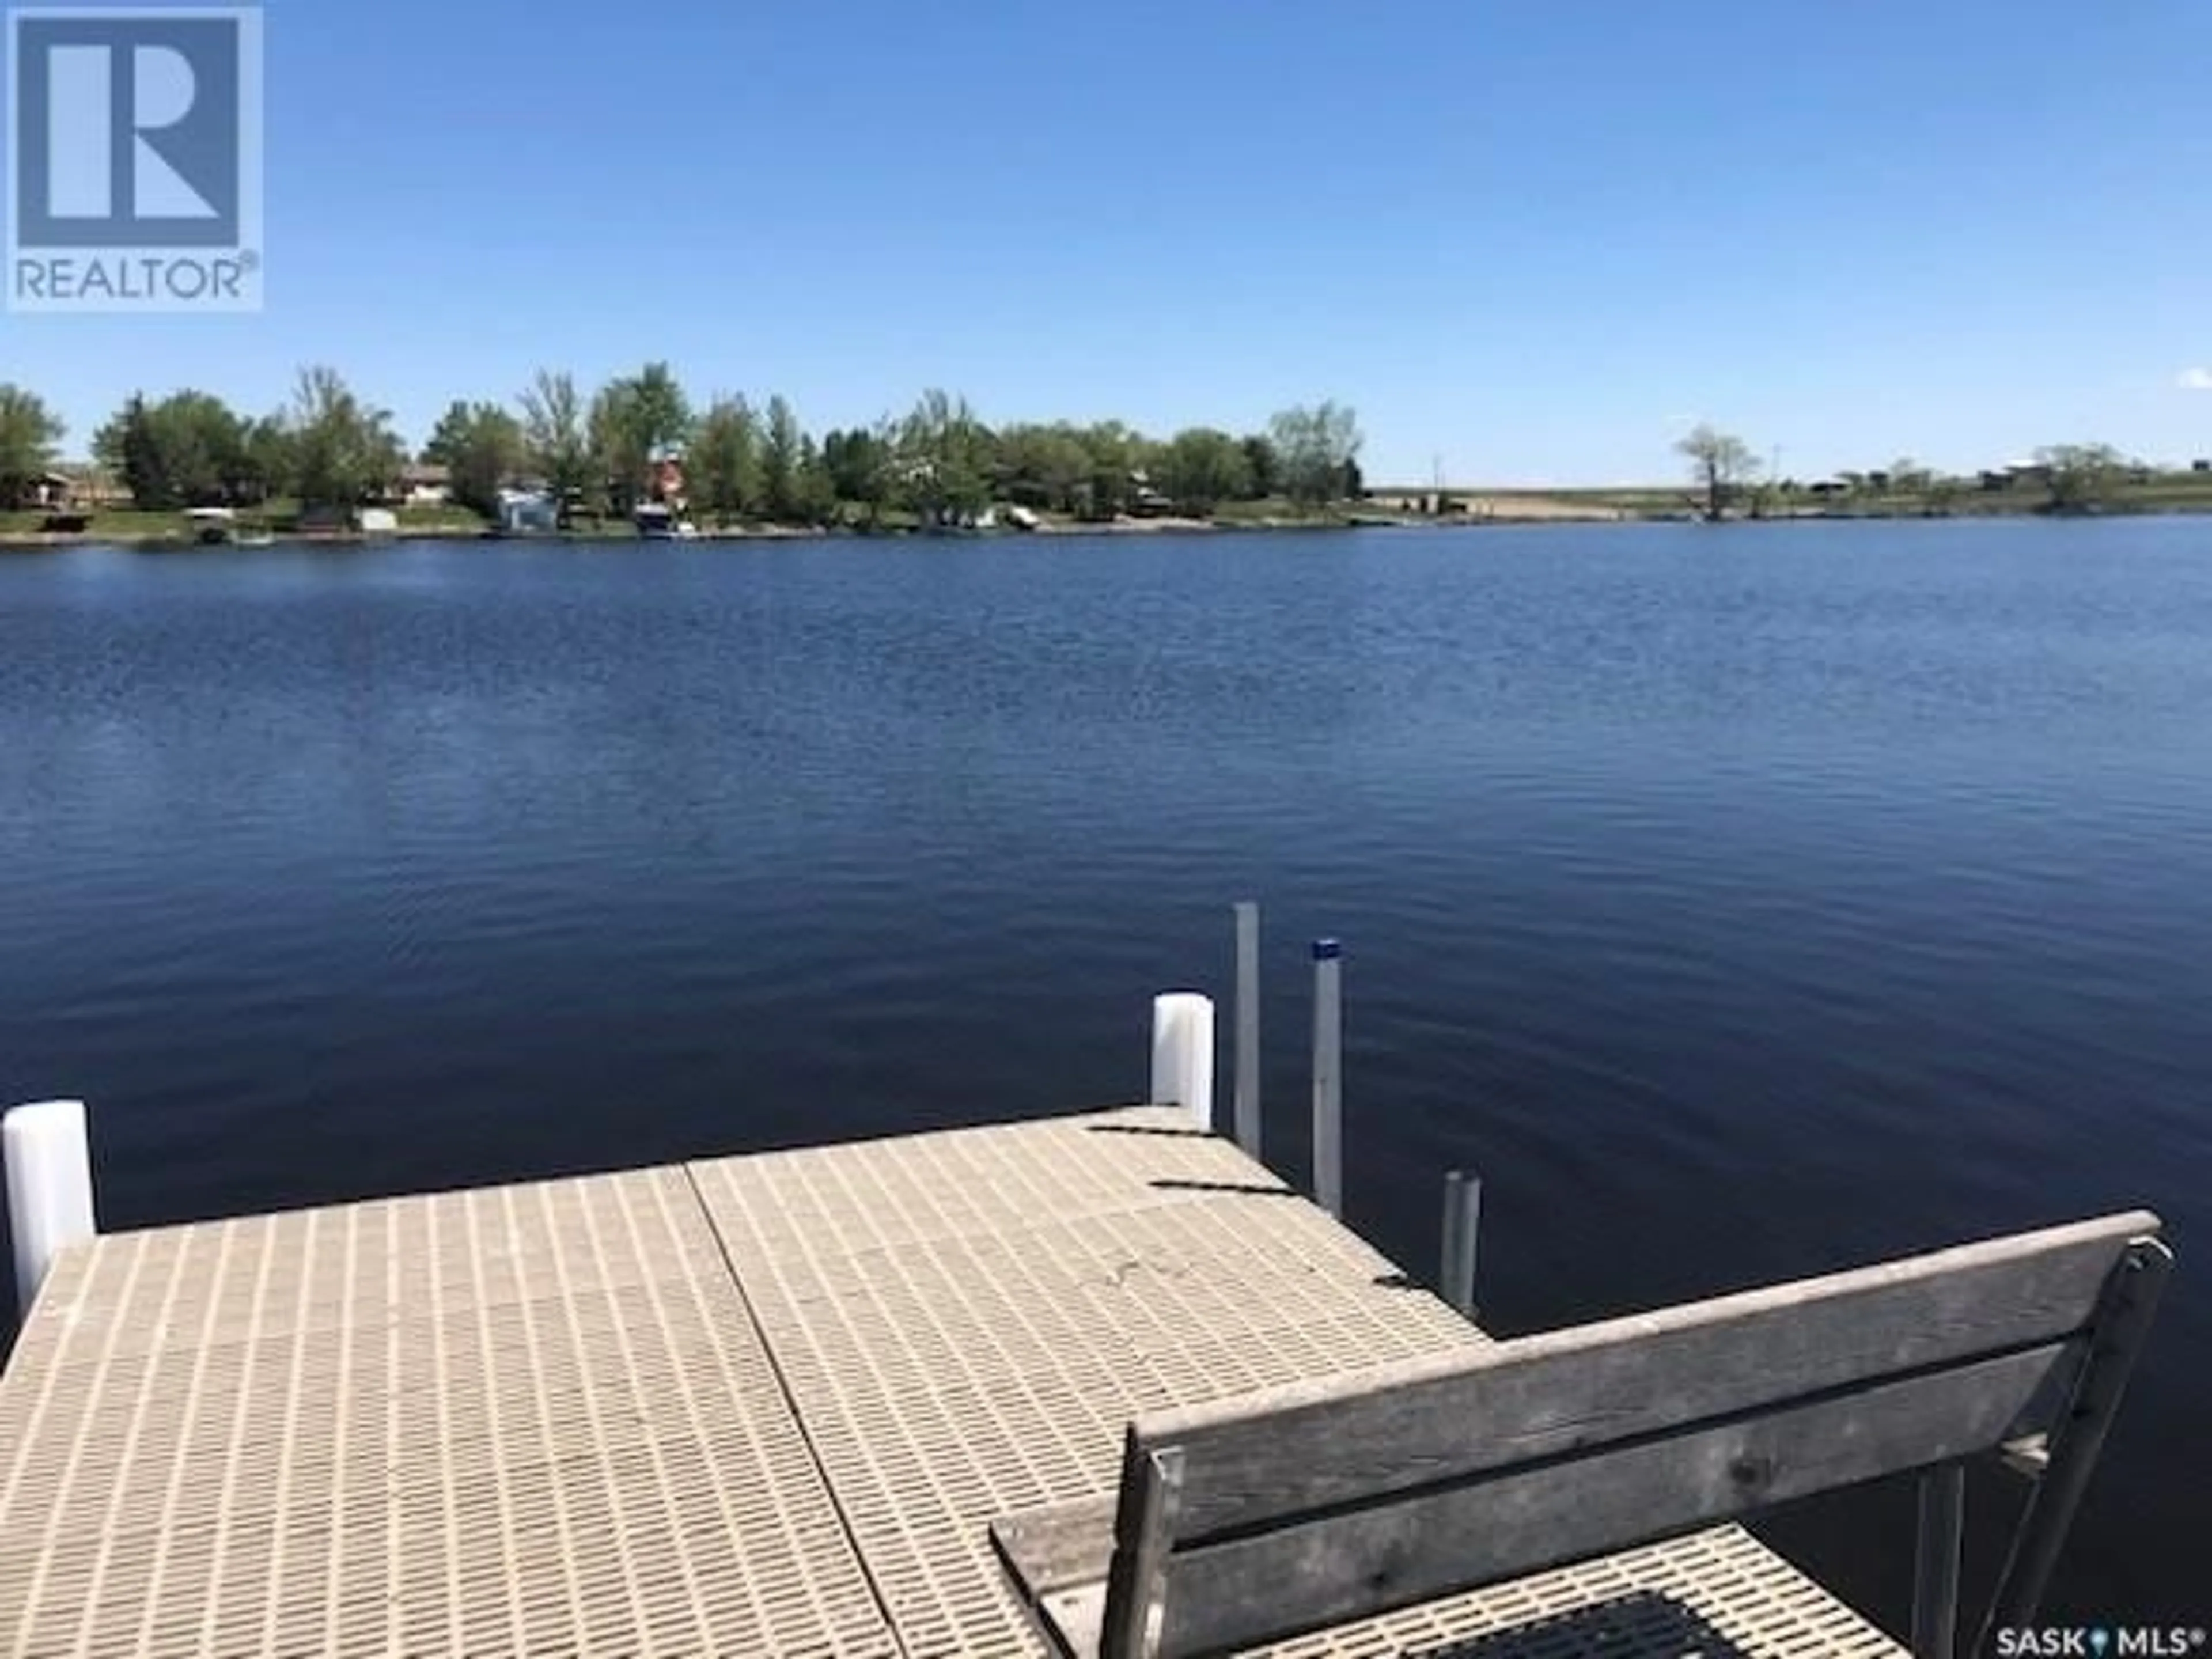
[1150,993,1216,1131]
[1310,940,1343,1217]
[1441,1169,1483,1319]
[1232,903,1262,1158]
[5,1099,96,1330]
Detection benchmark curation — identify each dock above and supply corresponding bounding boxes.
[0,1100,1909,1658]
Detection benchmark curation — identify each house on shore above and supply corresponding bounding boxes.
[647,446,687,507]
[1365,489,1473,516]
[393,463,453,506]
[9,467,132,516]
[11,471,77,511]
[1980,459,2055,492]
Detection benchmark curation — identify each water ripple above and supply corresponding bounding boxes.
[2,522,2210,1613]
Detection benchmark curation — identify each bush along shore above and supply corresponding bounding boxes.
[3,371,2206,548]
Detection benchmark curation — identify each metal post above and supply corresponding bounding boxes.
[1441,1169,1482,1319]
[1150,993,1215,1132]
[1911,1463,1965,1659]
[5,1099,96,1332]
[1232,903,1262,1159]
[1310,941,1343,1217]
[1440,1172,1465,1304]
[1460,1172,1483,1317]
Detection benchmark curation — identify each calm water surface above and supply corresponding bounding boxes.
[3,521,2209,1626]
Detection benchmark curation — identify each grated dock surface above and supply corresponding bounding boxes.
[0,1166,896,1658]
[2,1106,1904,1657]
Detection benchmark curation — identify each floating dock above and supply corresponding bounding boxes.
[0,1099,1906,1657]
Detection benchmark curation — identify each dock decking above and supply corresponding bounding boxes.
[0,1105,1904,1657]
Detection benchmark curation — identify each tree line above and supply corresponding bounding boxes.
[0,368,1367,525]
[1675,425,2160,518]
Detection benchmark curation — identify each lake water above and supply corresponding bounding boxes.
[3,521,2209,1628]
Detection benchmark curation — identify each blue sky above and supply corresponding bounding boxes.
[5,0,2210,484]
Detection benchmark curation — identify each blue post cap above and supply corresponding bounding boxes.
[1312,938,1343,961]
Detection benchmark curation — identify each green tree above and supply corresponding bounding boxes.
[995,423,1094,513]
[0,384,65,509]
[1157,427,1252,514]
[631,361,692,454]
[96,390,249,509]
[762,395,805,522]
[1043,430,1093,513]
[201,395,268,503]
[896,389,993,527]
[1676,424,1761,521]
[164,392,247,504]
[591,363,694,513]
[283,366,404,511]
[1268,402,1364,507]
[991,423,1044,507]
[794,434,838,525]
[1080,421,1146,519]
[1240,434,1279,500]
[421,401,473,470]
[520,370,593,513]
[590,382,645,514]
[690,395,764,525]
[424,401,525,516]
[821,423,895,525]
[94,395,158,506]
[821,428,862,501]
[2037,444,2125,513]
[242,415,295,503]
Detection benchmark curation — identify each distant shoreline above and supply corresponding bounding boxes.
[5,497,2210,553]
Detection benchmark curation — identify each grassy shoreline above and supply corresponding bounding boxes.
[7,485,2212,551]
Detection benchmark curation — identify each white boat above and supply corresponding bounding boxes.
[495,489,560,537]
[634,503,677,540]
[185,506,236,546]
